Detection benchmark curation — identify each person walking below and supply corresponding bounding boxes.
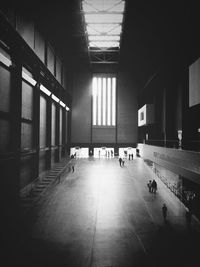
[72,165,74,172]
[122,158,125,167]
[147,180,152,192]
[119,157,122,167]
[152,179,157,193]
[162,203,168,222]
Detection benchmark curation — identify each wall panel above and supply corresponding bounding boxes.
[21,81,33,120]
[39,95,47,148]
[47,44,55,75]
[117,72,138,143]
[16,13,34,49]
[71,72,92,143]
[34,29,45,63]
[0,65,11,112]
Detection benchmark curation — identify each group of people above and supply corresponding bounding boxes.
[147,179,157,193]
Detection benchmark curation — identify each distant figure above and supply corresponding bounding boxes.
[72,165,74,172]
[119,157,122,166]
[108,151,110,157]
[128,154,131,160]
[162,204,168,221]
[111,150,113,157]
[152,179,157,193]
[131,153,134,160]
[147,180,152,192]
[98,150,101,158]
[185,209,192,230]
[122,158,125,167]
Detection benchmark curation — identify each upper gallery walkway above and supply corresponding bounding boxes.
[15,157,200,267]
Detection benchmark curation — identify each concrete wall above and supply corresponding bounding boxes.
[117,72,138,144]
[71,72,92,143]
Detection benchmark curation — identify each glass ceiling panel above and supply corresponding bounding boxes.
[83,0,125,12]
[89,41,119,48]
[82,0,125,54]
[89,35,120,41]
[85,14,123,24]
[87,24,122,35]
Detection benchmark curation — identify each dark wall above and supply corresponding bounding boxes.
[117,72,138,144]
[71,71,92,143]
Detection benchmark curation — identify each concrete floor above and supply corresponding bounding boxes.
[14,157,200,266]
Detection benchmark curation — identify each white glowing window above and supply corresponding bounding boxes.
[103,78,106,125]
[89,41,119,48]
[98,78,102,125]
[112,77,116,126]
[93,78,97,125]
[88,35,120,42]
[93,75,116,126]
[107,78,111,125]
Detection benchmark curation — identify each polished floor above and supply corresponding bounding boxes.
[15,157,200,266]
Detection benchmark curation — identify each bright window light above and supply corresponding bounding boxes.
[60,101,66,108]
[103,78,106,125]
[92,75,116,127]
[51,94,59,103]
[98,78,102,125]
[92,76,116,127]
[93,77,97,125]
[85,14,123,24]
[83,0,125,13]
[22,71,37,86]
[88,35,120,42]
[107,78,111,125]
[89,41,119,48]
[87,24,122,35]
[0,52,12,67]
[82,0,125,51]
[40,84,51,96]
[112,77,116,126]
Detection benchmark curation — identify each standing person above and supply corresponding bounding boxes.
[152,180,157,193]
[147,180,152,192]
[122,158,125,167]
[162,204,168,222]
[72,165,74,172]
[111,150,113,158]
[119,157,122,167]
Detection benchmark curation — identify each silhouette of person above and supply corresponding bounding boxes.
[72,165,74,172]
[162,204,167,221]
[147,180,152,192]
[119,157,122,166]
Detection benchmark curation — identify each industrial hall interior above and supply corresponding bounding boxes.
[1,1,200,266]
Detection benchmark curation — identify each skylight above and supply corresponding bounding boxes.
[82,0,125,63]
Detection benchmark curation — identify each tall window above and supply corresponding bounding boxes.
[93,76,116,126]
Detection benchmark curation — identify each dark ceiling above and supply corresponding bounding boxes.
[14,1,200,88]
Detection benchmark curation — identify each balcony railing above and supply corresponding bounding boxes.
[144,139,200,152]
